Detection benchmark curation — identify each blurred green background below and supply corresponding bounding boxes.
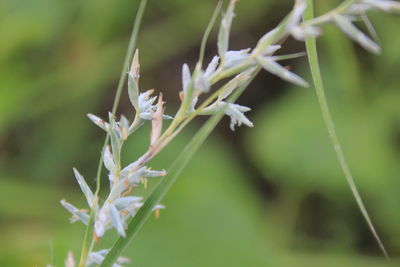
[1,0,400,266]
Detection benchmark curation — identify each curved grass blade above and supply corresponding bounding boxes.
[304,0,389,259]
[100,72,258,267]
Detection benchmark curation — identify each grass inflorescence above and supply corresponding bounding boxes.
[57,0,400,266]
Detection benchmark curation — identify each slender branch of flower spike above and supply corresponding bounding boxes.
[304,0,389,259]
[77,1,148,266]
[271,52,307,61]
[302,0,357,26]
[199,1,223,67]
[166,69,258,142]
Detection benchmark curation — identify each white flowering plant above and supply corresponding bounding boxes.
[59,0,400,266]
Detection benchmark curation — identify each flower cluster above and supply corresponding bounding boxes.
[61,50,171,266]
[63,104,169,239]
[60,0,400,265]
[178,0,312,131]
[180,0,400,132]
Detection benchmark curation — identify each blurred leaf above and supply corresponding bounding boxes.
[247,89,398,196]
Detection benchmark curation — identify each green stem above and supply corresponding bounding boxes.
[304,0,389,259]
[302,0,356,27]
[198,1,222,66]
[272,52,306,61]
[77,1,148,266]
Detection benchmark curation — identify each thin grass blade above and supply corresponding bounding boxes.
[304,0,389,259]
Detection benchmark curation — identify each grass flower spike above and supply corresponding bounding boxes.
[58,0,400,265]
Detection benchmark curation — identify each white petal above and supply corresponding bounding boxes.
[138,91,157,114]
[108,113,122,166]
[60,199,89,225]
[87,114,109,132]
[109,203,126,237]
[98,206,108,223]
[219,102,254,131]
[94,221,105,238]
[73,168,94,208]
[120,161,139,177]
[128,49,140,110]
[224,49,251,68]
[334,14,381,54]
[124,166,146,185]
[257,56,309,87]
[195,71,210,94]
[88,251,104,265]
[152,204,166,211]
[113,196,143,210]
[347,3,371,14]
[103,146,116,174]
[290,25,321,41]
[118,115,130,140]
[226,103,254,131]
[363,0,400,13]
[142,168,167,177]
[108,173,116,183]
[286,2,307,30]
[182,63,191,94]
[116,257,130,264]
[204,55,220,78]
[96,250,109,256]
